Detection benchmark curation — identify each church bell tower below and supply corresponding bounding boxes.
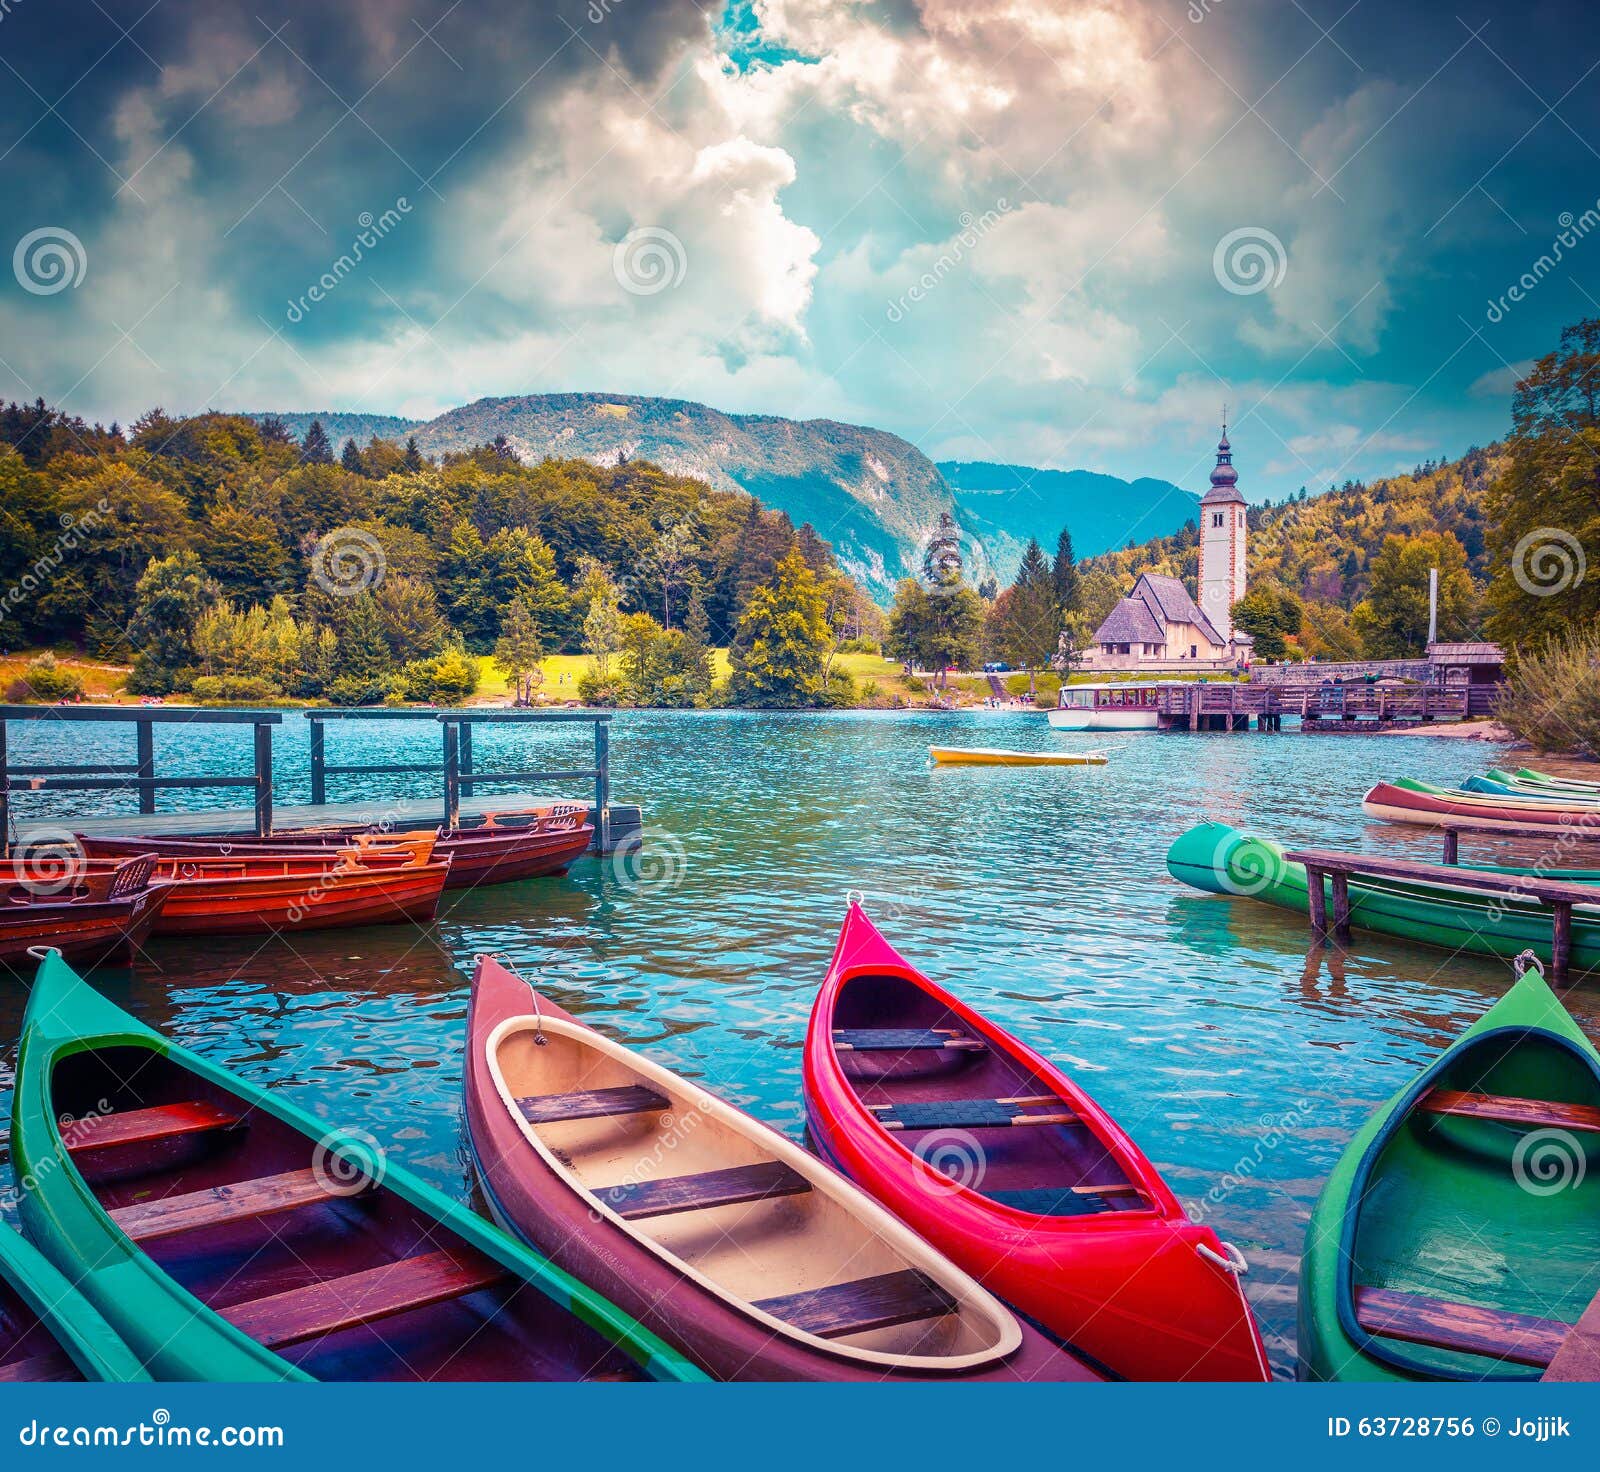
[1198,415,1247,644]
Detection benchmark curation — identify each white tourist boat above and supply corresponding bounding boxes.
[1048,682,1181,731]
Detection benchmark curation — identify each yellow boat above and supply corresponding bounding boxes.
[928,746,1108,767]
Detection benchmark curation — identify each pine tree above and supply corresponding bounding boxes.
[1052,527,1080,618]
[982,539,1058,697]
[921,511,963,589]
[301,420,334,465]
[332,592,393,683]
[403,435,424,473]
[682,585,715,696]
[340,438,365,475]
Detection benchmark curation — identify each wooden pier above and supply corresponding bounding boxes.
[1072,681,1480,732]
[0,706,639,854]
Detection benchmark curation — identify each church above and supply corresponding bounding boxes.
[1083,424,1255,671]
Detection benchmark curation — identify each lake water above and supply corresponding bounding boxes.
[4,709,1594,1379]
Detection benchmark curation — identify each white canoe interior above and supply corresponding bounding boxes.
[487,1015,1022,1371]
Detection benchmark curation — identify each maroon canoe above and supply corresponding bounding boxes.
[464,954,1104,1382]
[78,805,592,890]
[0,854,171,967]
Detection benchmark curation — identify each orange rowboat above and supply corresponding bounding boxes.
[138,840,449,936]
[0,854,171,967]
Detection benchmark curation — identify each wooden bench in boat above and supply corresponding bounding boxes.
[595,1160,812,1220]
[221,1246,509,1351]
[108,1167,367,1244]
[1285,847,1600,986]
[0,1346,79,1383]
[986,1185,1144,1216]
[516,1084,670,1126]
[1544,1286,1600,1382]
[62,1101,244,1155]
[866,1096,1078,1131]
[1354,1286,1571,1368]
[1419,1089,1600,1134]
[832,1029,985,1053]
[753,1269,957,1339]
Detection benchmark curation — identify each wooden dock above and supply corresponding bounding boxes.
[1092,682,1480,732]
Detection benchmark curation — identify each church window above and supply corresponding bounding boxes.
[1212,512,1224,527]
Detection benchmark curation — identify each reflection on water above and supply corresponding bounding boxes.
[3,709,1597,1378]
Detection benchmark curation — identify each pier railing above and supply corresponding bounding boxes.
[0,705,281,851]
[308,709,612,851]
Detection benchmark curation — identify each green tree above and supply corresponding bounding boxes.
[126,550,221,692]
[1485,317,1600,651]
[330,592,394,699]
[1230,582,1304,661]
[441,520,496,647]
[485,527,571,647]
[204,506,289,603]
[341,438,365,475]
[1352,532,1479,657]
[578,558,624,676]
[983,538,1060,696]
[403,436,424,472]
[301,420,334,465]
[494,597,545,704]
[1052,527,1080,620]
[372,574,448,663]
[727,547,833,707]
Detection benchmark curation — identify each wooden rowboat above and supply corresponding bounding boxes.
[1299,960,1600,1381]
[0,854,171,967]
[928,747,1108,767]
[1166,822,1600,977]
[803,901,1271,1382]
[10,950,705,1382]
[134,842,449,936]
[465,953,1101,1382]
[0,1220,149,1382]
[78,805,592,890]
[1363,780,1600,836]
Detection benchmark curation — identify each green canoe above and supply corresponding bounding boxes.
[1299,963,1600,1380]
[1166,822,1600,976]
[0,1218,149,1381]
[12,950,706,1383]
[1490,767,1600,796]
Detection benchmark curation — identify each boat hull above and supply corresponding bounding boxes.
[464,956,1099,1382]
[929,746,1106,767]
[1166,822,1600,976]
[1048,709,1159,730]
[803,902,1271,1382]
[11,952,703,1383]
[1299,968,1600,1381]
[1363,780,1600,836]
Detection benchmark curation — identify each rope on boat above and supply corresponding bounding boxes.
[1196,1239,1272,1380]
[845,889,865,908]
[1513,948,1544,978]
[479,950,547,1045]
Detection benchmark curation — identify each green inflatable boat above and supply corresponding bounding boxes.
[1166,821,1600,976]
[1298,963,1600,1380]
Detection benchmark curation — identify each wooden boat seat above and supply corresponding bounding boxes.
[833,1028,985,1053]
[62,1101,244,1155]
[753,1269,958,1339]
[1354,1286,1570,1368]
[221,1246,509,1351]
[0,1347,79,1383]
[1419,1089,1600,1134]
[109,1167,365,1245]
[867,1096,1079,1131]
[516,1084,670,1126]
[594,1160,812,1220]
[986,1184,1144,1216]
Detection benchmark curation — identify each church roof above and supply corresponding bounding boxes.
[1091,572,1224,649]
[1200,426,1246,505]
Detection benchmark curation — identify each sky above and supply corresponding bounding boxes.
[3,0,1599,501]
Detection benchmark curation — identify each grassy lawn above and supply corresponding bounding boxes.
[0,651,131,701]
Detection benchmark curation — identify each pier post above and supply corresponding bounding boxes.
[0,717,8,857]
[135,720,155,814]
[594,720,611,854]
[442,721,461,830]
[460,722,474,799]
[1442,830,1459,865]
[309,718,325,807]
[1330,872,1352,943]
[1306,864,1329,939]
[252,721,274,836]
[1552,904,1573,989]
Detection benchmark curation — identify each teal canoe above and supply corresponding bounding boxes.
[1,1219,149,1381]
[1299,964,1600,1380]
[1166,822,1600,976]
[12,950,706,1383]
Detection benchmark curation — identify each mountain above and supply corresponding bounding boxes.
[261,411,423,444]
[939,462,1198,573]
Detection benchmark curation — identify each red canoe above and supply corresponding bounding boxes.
[803,901,1272,1383]
[0,854,171,967]
[464,953,1103,1382]
[77,805,592,889]
[1362,781,1600,834]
